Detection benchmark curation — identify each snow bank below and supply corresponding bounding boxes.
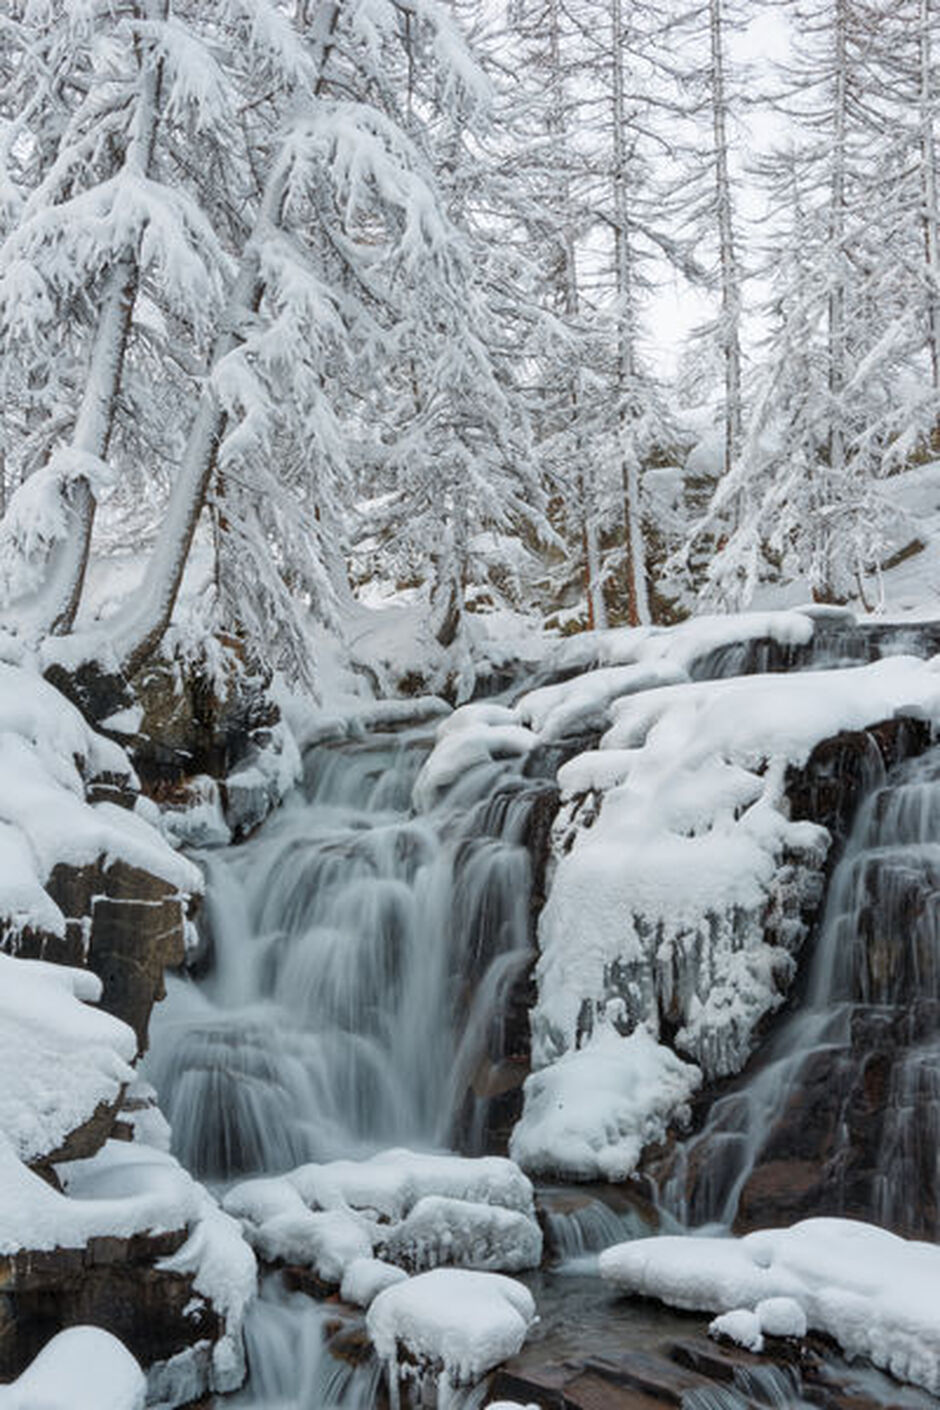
[224,1148,541,1286]
[0,1327,146,1410]
[0,661,200,945]
[509,1026,701,1181]
[367,1268,536,1386]
[0,953,136,1164]
[600,1218,940,1394]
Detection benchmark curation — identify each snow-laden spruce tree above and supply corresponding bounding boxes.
[0,0,238,640]
[0,0,532,691]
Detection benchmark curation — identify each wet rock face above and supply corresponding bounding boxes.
[15,857,186,1058]
[733,1000,940,1238]
[491,1332,886,1410]
[658,718,940,1236]
[0,1230,221,1382]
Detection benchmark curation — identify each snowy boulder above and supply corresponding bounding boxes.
[599,1218,940,1394]
[0,953,136,1166]
[0,1327,146,1410]
[756,1296,807,1339]
[251,1207,373,1284]
[0,1137,256,1405]
[367,1268,537,1389]
[379,1195,542,1273]
[224,1149,539,1290]
[509,1026,701,1181]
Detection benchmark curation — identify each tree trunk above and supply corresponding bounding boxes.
[40,0,168,636]
[709,0,742,490]
[610,0,649,626]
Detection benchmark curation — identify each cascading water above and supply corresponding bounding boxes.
[149,728,551,1176]
[146,720,554,1406]
[662,743,940,1234]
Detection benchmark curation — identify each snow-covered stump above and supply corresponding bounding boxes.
[223,1149,543,1292]
[599,1218,940,1395]
[366,1268,537,1410]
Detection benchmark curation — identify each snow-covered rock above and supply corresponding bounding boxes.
[224,1148,541,1287]
[509,1026,700,1181]
[380,1195,542,1273]
[709,1308,764,1353]
[0,1136,256,1404]
[0,1327,146,1410]
[0,661,200,948]
[367,1268,536,1388]
[0,953,136,1165]
[599,1218,940,1394]
[505,641,940,1178]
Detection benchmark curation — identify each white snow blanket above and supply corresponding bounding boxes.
[0,1327,146,1410]
[0,953,136,1164]
[224,1148,541,1286]
[599,1219,940,1394]
[414,609,940,1182]
[0,660,200,945]
[367,1267,536,1385]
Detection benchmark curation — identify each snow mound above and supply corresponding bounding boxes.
[509,1026,701,1181]
[340,1257,409,1308]
[0,1326,146,1410]
[0,953,136,1164]
[367,1268,536,1387]
[709,1308,764,1353]
[224,1148,540,1286]
[599,1218,940,1393]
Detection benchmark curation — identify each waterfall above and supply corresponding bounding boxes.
[149,726,553,1180]
[661,745,940,1233]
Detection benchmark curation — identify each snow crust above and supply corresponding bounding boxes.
[0,1327,146,1410]
[367,1268,536,1386]
[600,1218,940,1393]
[0,953,136,1164]
[224,1148,541,1285]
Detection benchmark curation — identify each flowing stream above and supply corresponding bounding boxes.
[662,742,940,1233]
[147,720,554,1406]
[144,630,940,1409]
